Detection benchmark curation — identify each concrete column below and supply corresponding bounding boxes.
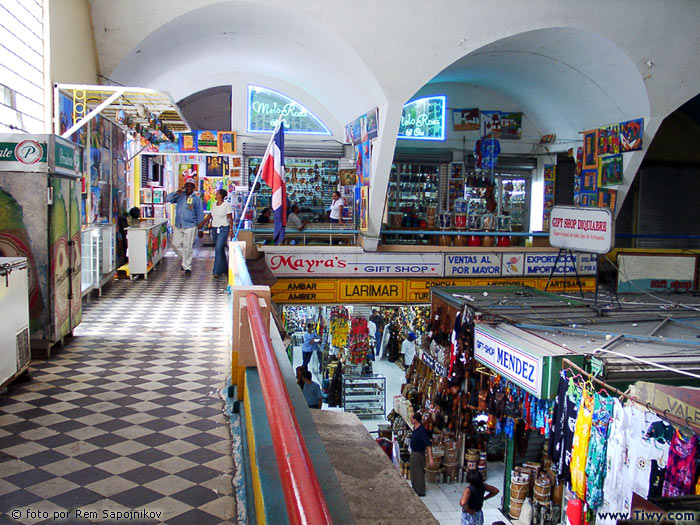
[364,101,404,251]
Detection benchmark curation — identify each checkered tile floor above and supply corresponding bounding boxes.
[0,247,236,524]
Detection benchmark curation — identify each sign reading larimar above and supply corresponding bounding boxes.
[474,325,542,397]
[247,85,331,135]
[421,352,447,377]
[265,252,443,277]
[549,206,614,254]
[398,96,446,141]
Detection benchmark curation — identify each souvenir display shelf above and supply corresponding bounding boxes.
[495,177,528,229]
[248,157,339,214]
[342,374,386,417]
[388,163,440,225]
[126,219,169,279]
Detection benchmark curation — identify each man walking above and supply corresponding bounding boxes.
[167,176,204,275]
[370,309,385,357]
[301,323,322,373]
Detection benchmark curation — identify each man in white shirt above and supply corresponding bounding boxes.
[401,332,417,368]
[287,204,308,231]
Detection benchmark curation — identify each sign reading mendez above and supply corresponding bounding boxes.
[549,206,614,254]
[474,325,542,397]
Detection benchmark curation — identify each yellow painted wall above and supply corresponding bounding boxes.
[48,0,99,85]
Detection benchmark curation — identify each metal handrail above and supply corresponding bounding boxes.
[245,293,332,525]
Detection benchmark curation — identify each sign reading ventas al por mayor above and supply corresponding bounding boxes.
[265,252,444,277]
[549,206,614,254]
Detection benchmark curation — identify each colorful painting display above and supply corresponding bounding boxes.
[206,156,228,177]
[453,108,480,131]
[598,188,617,212]
[580,193,597,207]
[339,169,357,187]
[582,129,598,169]
[179,133,197,153]
[598,124,620,155]
[178,164,199,189]
[345,108,379,145]
[197,131,218,153]
[620,118,643,151]
[360,185,368,231]
[200,177,239,211]
[481,111,522,140]
[217,132,237,154]
[598,154,623,187]
[582,169,598,192]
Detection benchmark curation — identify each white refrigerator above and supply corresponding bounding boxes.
[0,257,31,386]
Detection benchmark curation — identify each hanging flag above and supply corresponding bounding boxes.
[261,123,287,244]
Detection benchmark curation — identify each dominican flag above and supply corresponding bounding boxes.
[261,123,287,244]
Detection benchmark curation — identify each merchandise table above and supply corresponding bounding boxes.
[126,219,169,279]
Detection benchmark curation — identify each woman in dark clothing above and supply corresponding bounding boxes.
[257,208,271,223]
[459,470,499,525]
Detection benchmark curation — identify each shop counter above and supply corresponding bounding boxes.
[126,219,169,279]
[251,225,358,246]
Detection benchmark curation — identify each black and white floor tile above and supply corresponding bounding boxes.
[0,247,236,524]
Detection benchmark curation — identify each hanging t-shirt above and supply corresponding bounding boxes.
[562,381,581,485]
[598,399,626,525]
[630,436,653,499]
[647,440,670,499]
[619,405,660,514]
[548,374,568,474]
[571,389,594,500]
[647,421,674,443]
[662,430,698,497]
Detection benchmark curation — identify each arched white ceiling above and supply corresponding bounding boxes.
[429,27,650,143]
[109,1,385,129]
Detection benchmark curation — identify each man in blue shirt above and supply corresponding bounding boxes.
[302,370,322,409]
[301,323,322,372]
[166,176,204,275]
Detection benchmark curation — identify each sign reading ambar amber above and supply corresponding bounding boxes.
[265,252,443,277]
[549,206,614,254]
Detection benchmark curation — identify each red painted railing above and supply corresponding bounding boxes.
[245,293,333,525]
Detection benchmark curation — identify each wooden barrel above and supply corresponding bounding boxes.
[439,235,452,247]
[454,235,467,247]
[442,460,460,483]
[534,477,551,503]
[509,498,524,519]
[443,442,458,464]
[481,235,495,247]
[426,464,441,484]
[510,475,529,501]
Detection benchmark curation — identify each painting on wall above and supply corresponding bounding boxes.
[339,169,357,186]
[179,133,197,153]
[582,129,598,169]
[206,156,228,177]
[200,176,239,210]
[197,131,218,153]
[481,111,522,140]
[453,108,480,131]
[580,192,597,207]
[620,118,644,152]
[582,169,598,192]
[598,124,620,155]
[366,108,379,140]
[598,188,617,212]
[178,164,199,189]
[217,132,237,154]
[598,154,623,187]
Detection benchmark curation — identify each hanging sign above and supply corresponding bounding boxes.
[549,206,614,254]
[398,96,446,141]
[422,352,447,377]
[0,135,48,171]
[248,85,331,135]
[474,325,542,397]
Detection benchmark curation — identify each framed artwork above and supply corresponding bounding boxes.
[620,118,643,151]
[178,164,199,189]
[366,107,379,140]
[573,174,581,194]
[582,129,598,169]
[179,133,197,153]
[598,188,617,212]
[217,131,237,154]
[580,192,597,207]
[453,108,480,131]
[544,164,556,181]
[197,131,218,153]
[206,156,228,177]
[582,169,598,192]
[598,154,623,187]
[598,124,620,155]
[450,161,465,179]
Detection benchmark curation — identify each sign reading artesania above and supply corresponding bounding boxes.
[549,206,614,254]
[398,96,446,141]
[474,325,542,397]
[247,85,331,135]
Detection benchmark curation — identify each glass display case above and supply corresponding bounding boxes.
[495,177,529,231]
[343,374,386,417]
[388,163,440,225]
[81,227,100,297]
[99,224,116,289]
[248,157,339,215]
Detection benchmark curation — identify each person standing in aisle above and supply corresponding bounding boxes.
[301,323,322,372]
[410,412,434,497]
[401,332,417,369]
[199,188,233,278]
[167,176,204,275]
[329,191,344,224]
[367,316,376,361]
[302,370,322,409]
[370,309,385,357]
[459,470,500,525]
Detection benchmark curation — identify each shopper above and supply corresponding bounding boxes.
[410,412,434,497]
[459,470,500,525]
[296,365,308,391]
[167,176,204,275]
[200,189,233,277]
[302,370,322,409]
[329,191,344,224]
[367,317,376,361]
[301,323,322,372]
[128,206,141,227]
[287,204,308,231]
[370,309,385,356]
[401,332,417,368]
[257,207,271,223]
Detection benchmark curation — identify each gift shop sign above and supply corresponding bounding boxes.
[265,252,443,277]
[474,325,542,397]
[549,206,614,254]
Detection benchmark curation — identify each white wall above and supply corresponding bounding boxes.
[49,0,99,86]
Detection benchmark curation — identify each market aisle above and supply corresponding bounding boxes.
[0,247,236,524]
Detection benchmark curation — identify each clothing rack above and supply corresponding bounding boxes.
[561,358,698,435]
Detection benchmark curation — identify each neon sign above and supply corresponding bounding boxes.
[398,95,446,141]
[247,86,331,135]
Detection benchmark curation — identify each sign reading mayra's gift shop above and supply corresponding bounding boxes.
[265,252,444,277]
[398,96,446,141]
[474,324,543,397]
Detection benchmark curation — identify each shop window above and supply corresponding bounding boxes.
[398,96,446,141]
[247,86,331,135]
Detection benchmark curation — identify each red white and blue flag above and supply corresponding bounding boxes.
[261,123,287,244]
